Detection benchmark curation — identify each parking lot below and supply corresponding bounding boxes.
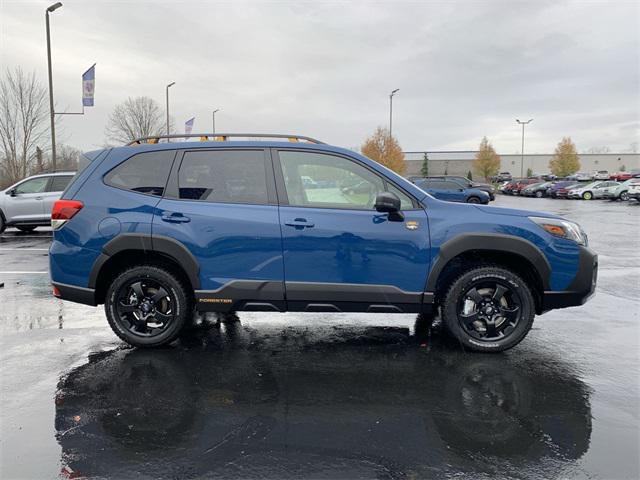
[0,195,638,479]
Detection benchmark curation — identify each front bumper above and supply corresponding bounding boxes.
[628,192,640,200]
[541,246,598,312]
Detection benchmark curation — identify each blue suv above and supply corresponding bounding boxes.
[49,134,597,352]
[411,178,490,204]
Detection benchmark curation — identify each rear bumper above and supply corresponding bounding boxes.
[52,282,97,306]
[541,246,598,312]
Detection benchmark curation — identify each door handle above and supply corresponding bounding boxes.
[35,197,43,200]
[161,212,191,223]
[284,218,314,229]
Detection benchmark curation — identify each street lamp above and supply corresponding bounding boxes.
[46,2,63,170]
[212,109,219,133]
[516,118,533,177]
[389,89,399,137]
[165,82,175,141]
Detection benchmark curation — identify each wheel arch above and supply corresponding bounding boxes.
[89,233,199,304]
[427,234,550,313]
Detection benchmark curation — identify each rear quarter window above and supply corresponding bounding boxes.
[104,150,175,196]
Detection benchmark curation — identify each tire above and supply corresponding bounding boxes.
[535,191,543,198]
[440,266,535,353]
[582,191,592,200]
[105,265,193,347]
[0,213,5,234]
[16,226,37,232]
[467,196,481,204]
[620,191,629,201]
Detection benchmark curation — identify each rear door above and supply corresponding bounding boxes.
[3,176,49,223]
[154,148,285,311]
[42,175,74,218]
[274,149,430,313]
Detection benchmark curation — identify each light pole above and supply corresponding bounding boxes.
[46,2,63,171]
[212,109,219,133]
[516,118,533,177]
[389,89,399,137]
[166,82,175,140]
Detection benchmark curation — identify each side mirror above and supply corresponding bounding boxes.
[458,188,464,192]
[375,191,401,213]
[374,192,404,221]
[7,188,16,196]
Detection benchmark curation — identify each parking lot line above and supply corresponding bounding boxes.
[0,248,49,251]
[0,271,48,274]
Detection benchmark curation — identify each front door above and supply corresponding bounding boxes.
[275,149,430,313]
[153,148,285,312]
[4,176,49,224]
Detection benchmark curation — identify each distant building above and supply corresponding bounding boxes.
[403,151,640,178]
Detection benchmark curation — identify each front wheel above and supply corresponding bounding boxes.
[582,191,593,200]
[105,265,192,347]
[535,191,543,198]
[620,191,629,201]
[467,196,481,204]
[0,214,5,234]
[441,266,535,352]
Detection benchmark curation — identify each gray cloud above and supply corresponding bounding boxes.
[1,0,638,153]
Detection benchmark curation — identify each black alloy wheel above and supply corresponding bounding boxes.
[106,265,191,347]
[115,279,175,337]
[457,281,522,342]
[441,266,535,352]
[467,196,481,204]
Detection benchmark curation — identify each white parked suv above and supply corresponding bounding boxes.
[0,172,75,233]
[627,181,640,202]
[567,181,620,200]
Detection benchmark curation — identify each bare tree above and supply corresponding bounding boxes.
[105,96,168,145]
[0,68,49,185]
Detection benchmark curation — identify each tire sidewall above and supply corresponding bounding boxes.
[441,267,535,352]
[582,191,592,200]
[620,191,628,201]
[0,212,5,234]
[105,266,190,347]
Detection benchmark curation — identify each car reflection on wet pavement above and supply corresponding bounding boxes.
[1,195,639,479]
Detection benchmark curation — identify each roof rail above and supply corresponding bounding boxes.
[127,133,325,146]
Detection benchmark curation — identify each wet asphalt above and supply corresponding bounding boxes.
[0,196,638,480]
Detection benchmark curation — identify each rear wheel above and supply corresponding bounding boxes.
[582,191,593,200]
[105,265,192,347]
[441,266,535,352]
[16,226,37,232]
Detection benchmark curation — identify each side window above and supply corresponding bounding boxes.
[442,181,461,190]
[387,183,414,210]
[279,151,385,210]
[15,177,49,194]
[48,176,73,192]
[104,150,175,196]
[178,150,268,204]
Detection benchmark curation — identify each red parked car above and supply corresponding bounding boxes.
[610,172,633,181]
[512,178,541,195]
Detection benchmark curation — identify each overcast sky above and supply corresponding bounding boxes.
[1,0,639,154]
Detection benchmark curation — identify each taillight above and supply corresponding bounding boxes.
[51,200,83,230]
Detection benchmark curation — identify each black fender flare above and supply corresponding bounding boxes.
[425,233,551,292]
[88,233,200,290]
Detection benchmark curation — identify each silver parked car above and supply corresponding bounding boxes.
[0,172,75,233]
[567,180,620,200]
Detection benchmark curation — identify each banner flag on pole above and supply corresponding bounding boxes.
[185,117,195,136]
[82,64,96,107]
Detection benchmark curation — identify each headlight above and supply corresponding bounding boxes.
[529,216,587,245]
